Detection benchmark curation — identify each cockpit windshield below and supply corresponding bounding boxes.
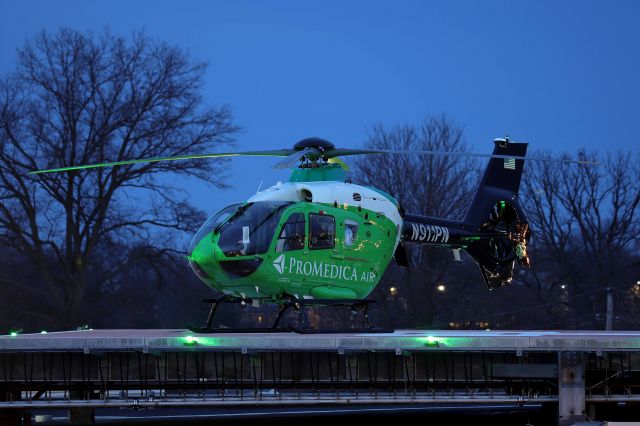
[218,201,291,257]
[188,203,242,253]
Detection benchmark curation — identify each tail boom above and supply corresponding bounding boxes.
[397,139,531,289]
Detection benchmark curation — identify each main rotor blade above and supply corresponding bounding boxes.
[325,148,601,166]
[324,148,384,157]
[28,143,601,175]
[28,149,296,174]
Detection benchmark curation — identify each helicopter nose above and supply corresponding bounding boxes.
[189,232,263,280]
[188,233,217,281]
[188,256,211,280]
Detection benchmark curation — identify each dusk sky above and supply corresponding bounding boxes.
[2,0,639,214]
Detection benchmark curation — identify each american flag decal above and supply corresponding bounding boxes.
[504,158,516,170]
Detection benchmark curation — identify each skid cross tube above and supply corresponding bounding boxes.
[188,295,387,333]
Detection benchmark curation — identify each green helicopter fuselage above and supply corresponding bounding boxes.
[187,165,402,301]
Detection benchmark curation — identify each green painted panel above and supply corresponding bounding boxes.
[289,164,346,182]
[309,286,357,299]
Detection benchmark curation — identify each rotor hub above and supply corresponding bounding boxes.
[293,137,335,152]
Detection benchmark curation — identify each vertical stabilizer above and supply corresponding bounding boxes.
[464,139,528,227]
[464,139,530,289]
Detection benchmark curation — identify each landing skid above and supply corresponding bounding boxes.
[186,295,392,334]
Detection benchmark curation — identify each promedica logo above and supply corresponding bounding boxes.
[272,254,376,283]
[273,254,286,274]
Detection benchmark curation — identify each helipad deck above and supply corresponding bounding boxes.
[2,329,640,353]
[0,330,639,425]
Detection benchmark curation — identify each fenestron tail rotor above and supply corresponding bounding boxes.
[28,137,599,175]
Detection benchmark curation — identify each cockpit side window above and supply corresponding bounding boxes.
[309,213,335,250]
[218,202,291,257]
[276,212,306,253]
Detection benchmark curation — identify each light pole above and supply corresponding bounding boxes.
[606,287,614,331]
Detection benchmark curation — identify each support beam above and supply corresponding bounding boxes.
[558,351,585,426]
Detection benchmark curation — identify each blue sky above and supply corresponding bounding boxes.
[1,0,639,214]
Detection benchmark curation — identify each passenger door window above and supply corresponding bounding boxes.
[309,213,335,250]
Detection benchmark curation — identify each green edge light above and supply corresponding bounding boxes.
[183,335,199,346]
[179,335,227,348]
[425,336,439,347]
[415,335,440,347]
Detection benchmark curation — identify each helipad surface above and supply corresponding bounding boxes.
[1,329,639,353]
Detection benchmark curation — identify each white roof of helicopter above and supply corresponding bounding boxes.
[247,180,403,228]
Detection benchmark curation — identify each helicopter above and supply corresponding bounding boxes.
[31,136,573,332]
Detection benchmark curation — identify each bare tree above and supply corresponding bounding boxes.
[352,115,481,328]
[428,149,640,331]
[520,150,640,329]
[0,28,239,328]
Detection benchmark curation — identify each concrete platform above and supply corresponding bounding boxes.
[1,329,640,353]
